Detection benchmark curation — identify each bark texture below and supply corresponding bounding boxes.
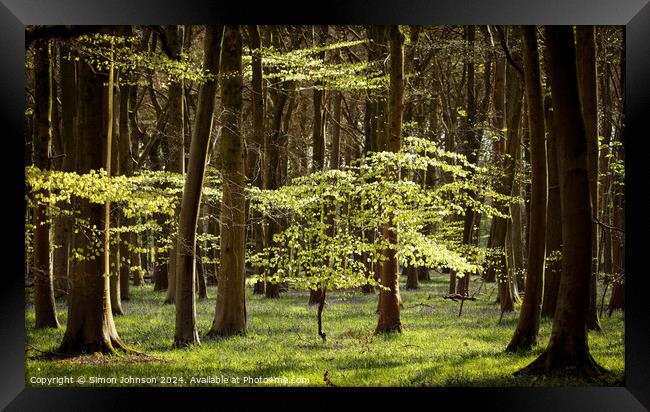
[173,25,222,347]
[208,25,247,337]
[516,26,605,378]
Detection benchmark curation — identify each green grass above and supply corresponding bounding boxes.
[25,274,624,387]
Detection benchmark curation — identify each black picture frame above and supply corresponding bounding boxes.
[2,0,648,409]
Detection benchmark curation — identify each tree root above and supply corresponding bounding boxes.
[514,348,609,382]
[505,329,537,353]
[54,336,135,359]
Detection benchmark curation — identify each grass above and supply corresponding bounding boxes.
[25,273,624,387]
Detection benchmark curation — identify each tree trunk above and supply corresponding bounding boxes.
[196,244,208,299]
[541,94,562,317]
[52,43,76,298]
[109,224,123,316]
[376,26,404,334]
[58,29,127,355]
[164,25,186,303]
[456,25,482,298]
[246,25,266,296]
[263,70,290,300]
[173,25,223,348]
[516,26,605,378]
[608,34,625,315]
[208,26,247,337]
[510,179,525,293]
[32,39,60,328]
[406,266,419,290]
[484,28,524,312]
[576,25,602,332]
[308,27,328,306]
[118,78,133,300]
[507,27,547,351]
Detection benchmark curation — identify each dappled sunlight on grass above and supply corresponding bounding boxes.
[25,274,624,387]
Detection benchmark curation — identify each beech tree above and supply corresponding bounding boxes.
[208,25,247,337]
[575,25,602,332]
[32,39,60,328]
[173,25,222,347]
[516,25,605,378]
[375,25,404,334]
[24,25,624,386]
[164,25,187,305]
[506,26,546,352]
[58,28,128,355]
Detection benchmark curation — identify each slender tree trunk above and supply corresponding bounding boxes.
[109,222,123,316]
[484,52,506,285]
[32,39,60,328]
[376,26,404,334]
[576,25,602,332]
[173,25,223,348]
[196,242,208,299]
[510,178,525,293]
[247,25,266,295]
[263,75,290,299]
[541,95,562,317]
[507,27,547,351]
[516,26,605,378]
[484,28,524,312]
[208,26,247,337]
[309,27,328,306]
[608,33,625,314]
[118,79,133,300]
[164,25,186,303]
[456,26,478,297]
[53,44,76,298]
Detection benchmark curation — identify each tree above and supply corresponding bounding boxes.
[58,28,128,355]
[32,39,60,328]
[541,94,562,317]
[483,27,524,314]
[309,25,328,306]
[173,25,223,348]
[109,78,124,316]
[376,25,404,334]
[515,26,606,378]
[575,25,602,332]
[247,25,266,296]
[164,25,187,304]
[52,42,76,298]
[117,26,138,301]
[262,28,293,300]
[207,25,247,337]
[608,29,625,315]
[506,26,547,352]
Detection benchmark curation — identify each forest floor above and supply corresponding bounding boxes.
[25,273,625,387]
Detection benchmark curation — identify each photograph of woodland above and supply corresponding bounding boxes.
[25,25,625,387]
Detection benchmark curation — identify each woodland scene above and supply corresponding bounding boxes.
[24,25,625,386]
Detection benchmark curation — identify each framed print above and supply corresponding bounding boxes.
[2,0,649,409]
